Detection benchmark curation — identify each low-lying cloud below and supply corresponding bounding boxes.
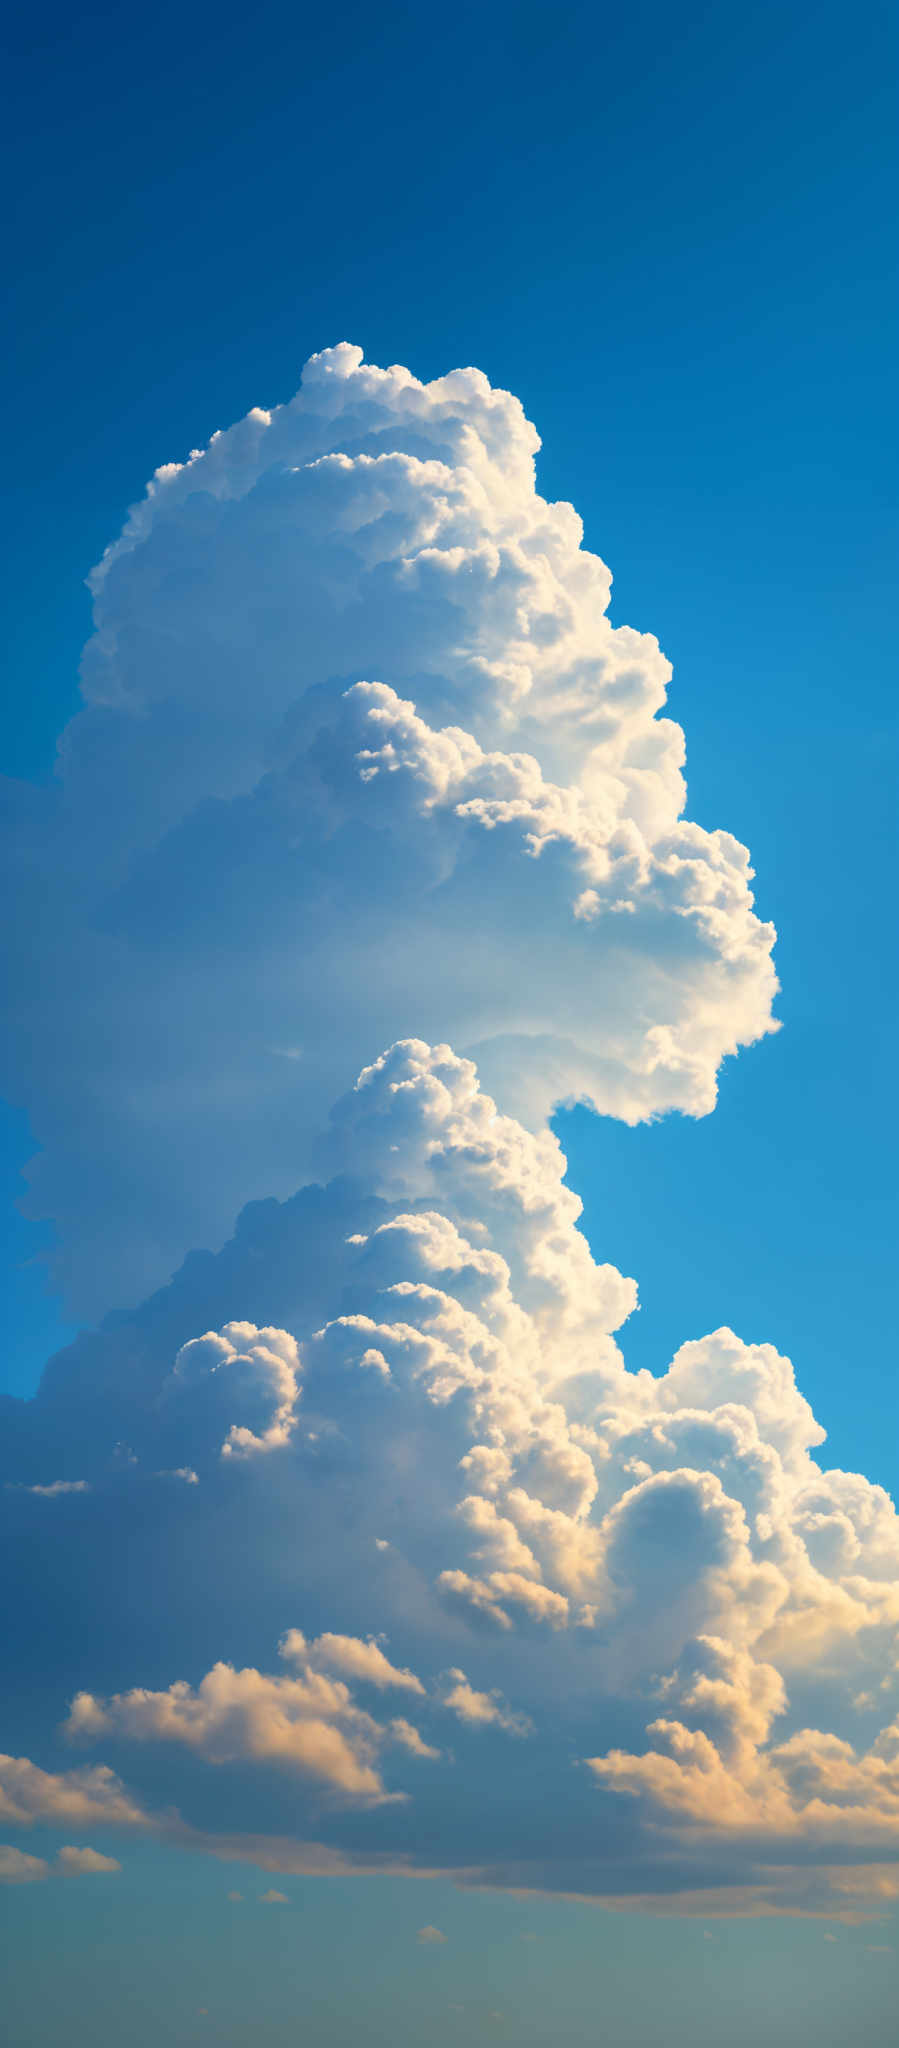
[2,1043,896,1916]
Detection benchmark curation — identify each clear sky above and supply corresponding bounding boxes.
[1,3,897,2042]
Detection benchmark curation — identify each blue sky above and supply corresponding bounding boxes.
[2,1850,897,2048]
[2,2,897,2039]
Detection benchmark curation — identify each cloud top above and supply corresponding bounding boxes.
[3,346,776,1313]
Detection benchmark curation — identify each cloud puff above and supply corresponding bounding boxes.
[417,1924,447,1943]
[165,1323,302,1458]
[0,1845,50,1884]
[280,1630,425,1694]
[56,1844,121,1875]
[389,1720,441,1761]
[2,1042,896,1917]
[440,1672,533,1738]
[2,346,776,1315]
[65,1657,402,1806]
[0,1755,150,1834]
[0,1836,118,1884]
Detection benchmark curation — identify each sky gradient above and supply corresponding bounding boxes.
[1,5,896,2043]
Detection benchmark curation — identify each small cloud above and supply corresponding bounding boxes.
[0,1843,120,1881]
[417,1925,447,1944]
[865,1945,893,1954]
[440,1669,532,1737]
[227,1890,243,1902]
[374,1537,390,1550]
[282,1628,424,1695]
[56,1845,121,1876]
[390,1718,441,1760]
[823,1933,838,1943]
[0,1844,49,1884]
[157,1467,199,1485]
[260,1889,289,1904]
[6,1479,90,1497]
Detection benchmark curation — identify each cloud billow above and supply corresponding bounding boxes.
[2,1042,897,1915]
[3,345,777,1316]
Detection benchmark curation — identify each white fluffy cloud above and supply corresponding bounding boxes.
[440,1671,533,1738]
[165,1322,303,1457]
[2,345,777,1314]
[66,1655,410,1806]
[2,343,892,1926]
[0,1754,151,1834]
[280,1630,425,1694]
[2,1042,897,1916]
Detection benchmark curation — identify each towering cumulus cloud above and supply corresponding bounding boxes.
[2,1043,898,1914]
[3,350,895,1920]
[3,344,776,1313]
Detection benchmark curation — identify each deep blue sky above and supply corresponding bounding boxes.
[1,9,896,2031]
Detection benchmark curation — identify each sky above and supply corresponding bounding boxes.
[1,4,897,2044]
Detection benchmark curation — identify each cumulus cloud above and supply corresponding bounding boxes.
[2,342,893,1929]
[280,1630,425,1694]
[63,1629,439,1810]
[0,1840,119,1884]
[440,1672,533,1738]
[2,1041,896,1916]
[1,345,777,1315]
[0,1845,50,1883]
[417,1924,447,1943]
[65,1658,400,1806]
[0,1755,151,1834]
[56,1845,121,1875]
[165,1323,302,1457]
